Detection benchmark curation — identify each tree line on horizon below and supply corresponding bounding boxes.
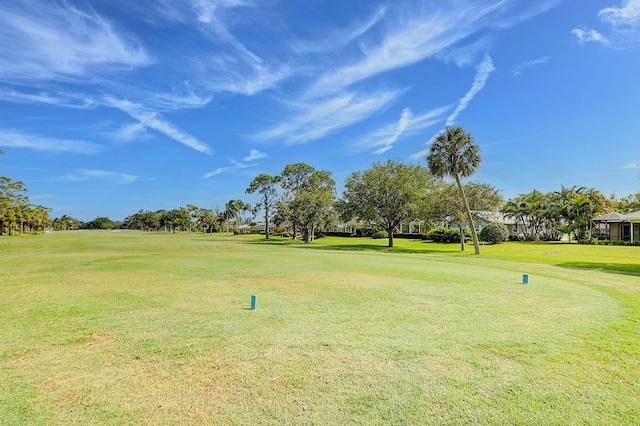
[2,131,640,244]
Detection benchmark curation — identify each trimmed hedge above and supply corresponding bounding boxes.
[425,227,471,243]
[323,232,357,237]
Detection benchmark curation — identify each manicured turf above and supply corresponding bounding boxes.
[1,232,638,424]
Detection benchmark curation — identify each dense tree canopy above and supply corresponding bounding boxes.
[427,181,503,250]
[0,176,52,235]
[246,174,281,239]
[340,160,436,247]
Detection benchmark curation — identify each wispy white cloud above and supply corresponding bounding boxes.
[204,159,255,178]
[409,55,495,160]
[191,0,263,65]
[58,169,138,184]
[111,122,149,142]
[572,28,610,45]
[0,129,102,154]
[354,106,450,154]
[307,2,504,97]
[437,36,494,67]
[573,0,640,48]
[254,90,403,144]
[510,56,550,76]
[599,0,640,26]
[446,55,495,127]
[292,7,386,54]
[0,2,151,82]
[373,108,413,155]
[105,97,212,154]
[204,63,291,96]
[0,89,96,109]
[243,149,267,161]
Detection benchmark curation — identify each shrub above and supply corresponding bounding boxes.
[393,233,427,240]
[372,231,389,239]
[356,228,374,237]
[425,227,470,243]
[479,222,510,244]
[323,232,356,237]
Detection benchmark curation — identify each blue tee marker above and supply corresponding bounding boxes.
[523,274,529,284]
[250,295,257,310]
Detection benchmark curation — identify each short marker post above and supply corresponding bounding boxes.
[522,274,529,285]
[250,295,257,310]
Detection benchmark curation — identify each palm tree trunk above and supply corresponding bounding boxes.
[454,174,480,255]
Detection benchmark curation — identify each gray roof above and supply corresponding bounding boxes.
[593,210,640,222]
[623,211,640,221]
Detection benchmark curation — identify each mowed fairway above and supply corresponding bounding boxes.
[1,232,639,425]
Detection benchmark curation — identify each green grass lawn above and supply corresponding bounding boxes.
[1,232,639,424]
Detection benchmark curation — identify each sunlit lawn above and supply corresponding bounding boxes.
[1,231,639,424]
[299,235,640,275]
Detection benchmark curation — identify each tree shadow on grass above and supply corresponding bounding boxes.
[244,238,464,255]
[556,262,640,277]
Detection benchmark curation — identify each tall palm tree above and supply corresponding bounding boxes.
[427,126,482,254]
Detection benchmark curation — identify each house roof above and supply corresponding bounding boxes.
[593,212,626,222]
[473,210,517,225]
[623,211,640,221]
[593,210,640,222]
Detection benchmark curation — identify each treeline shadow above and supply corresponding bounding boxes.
[243,237,460,255]
[557,261,640,277]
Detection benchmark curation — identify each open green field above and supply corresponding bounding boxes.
[1,232,639,425]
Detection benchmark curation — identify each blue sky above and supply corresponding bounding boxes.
[1,0,639,221]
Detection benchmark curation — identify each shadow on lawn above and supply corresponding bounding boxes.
[244,237,462,255]
[557,262,640,277]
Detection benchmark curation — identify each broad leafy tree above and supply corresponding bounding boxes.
[52,215,84,231]
[289,170,336,243]
[428,181,502,249]
[427,127,482,254]
[246,174,281,239]
[280,163,315,240]
[340,160,435,247]
[82,217,118,230]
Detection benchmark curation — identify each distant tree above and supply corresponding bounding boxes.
[551,185,607,241]
[612,192,640,213]
[290,170,336,243]
[427,126,482,254]
[0,177,28,235]
[28,205,51,233]
[196,207,217,233]
[224,199,246,233]
[82,217,117,230]
[340,160,435,248]
[280,163,315,240]
[240,202,253,226]
[246,174,281,239]
[187,204,199,233]
[502,190,549,240]
[428,181,502,249]
[170,207,190,232]
[52,215,84,231]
